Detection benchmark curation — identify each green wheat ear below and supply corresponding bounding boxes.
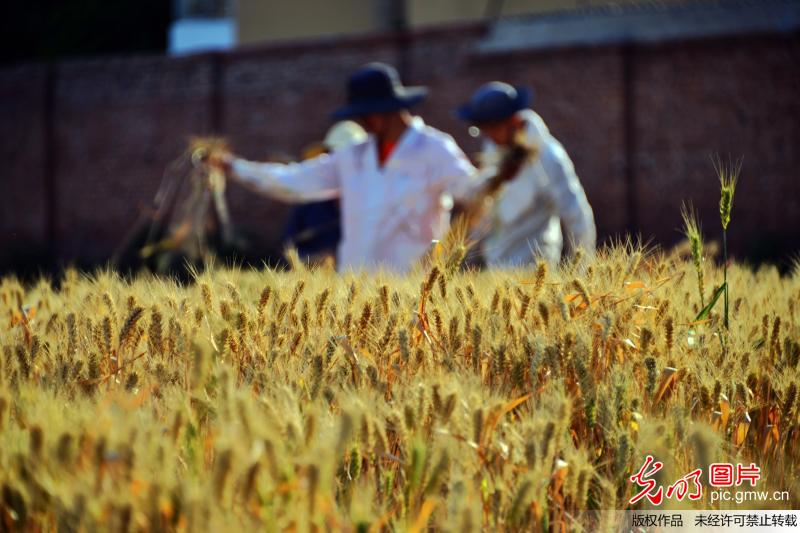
[713,155,742,331]
[681,201,705,307]
[715,156,741,230]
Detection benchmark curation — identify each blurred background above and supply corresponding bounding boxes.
[1,0,799,276]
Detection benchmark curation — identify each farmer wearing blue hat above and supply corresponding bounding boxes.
[214,63,524,272]
[457,82,596,266]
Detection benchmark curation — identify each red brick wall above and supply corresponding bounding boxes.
[52,56,216,265]
[632,35,800,261]
[0,65,49,265]
[1,26,798,272]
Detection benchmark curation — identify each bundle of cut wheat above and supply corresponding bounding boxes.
[114,137,241,275]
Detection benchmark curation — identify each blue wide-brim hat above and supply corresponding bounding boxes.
[332,62,428,120]
[456,82,532,124]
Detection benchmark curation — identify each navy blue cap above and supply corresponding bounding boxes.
[456,82,532,124]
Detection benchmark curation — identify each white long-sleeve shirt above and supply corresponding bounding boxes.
[480,109,596,266]
[230,117,482,272]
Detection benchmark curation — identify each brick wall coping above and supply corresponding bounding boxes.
[478,0,800,53]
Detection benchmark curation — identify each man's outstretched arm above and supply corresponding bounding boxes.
[221,153,341,203]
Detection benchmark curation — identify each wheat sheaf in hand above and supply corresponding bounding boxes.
[136,136,236,268]
[188,136,231,166]
[457,139,539,232]
[487,140,538,194]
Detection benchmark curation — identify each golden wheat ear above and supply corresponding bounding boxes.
[284,246,309,273]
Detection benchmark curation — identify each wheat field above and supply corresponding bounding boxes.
[1,242,798,532]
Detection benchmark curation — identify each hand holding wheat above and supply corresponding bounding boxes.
[486,140,536,193]
[189,136,233,175]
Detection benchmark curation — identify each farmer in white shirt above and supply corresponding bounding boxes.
[456,82,596,266]
[214,63,523,272]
